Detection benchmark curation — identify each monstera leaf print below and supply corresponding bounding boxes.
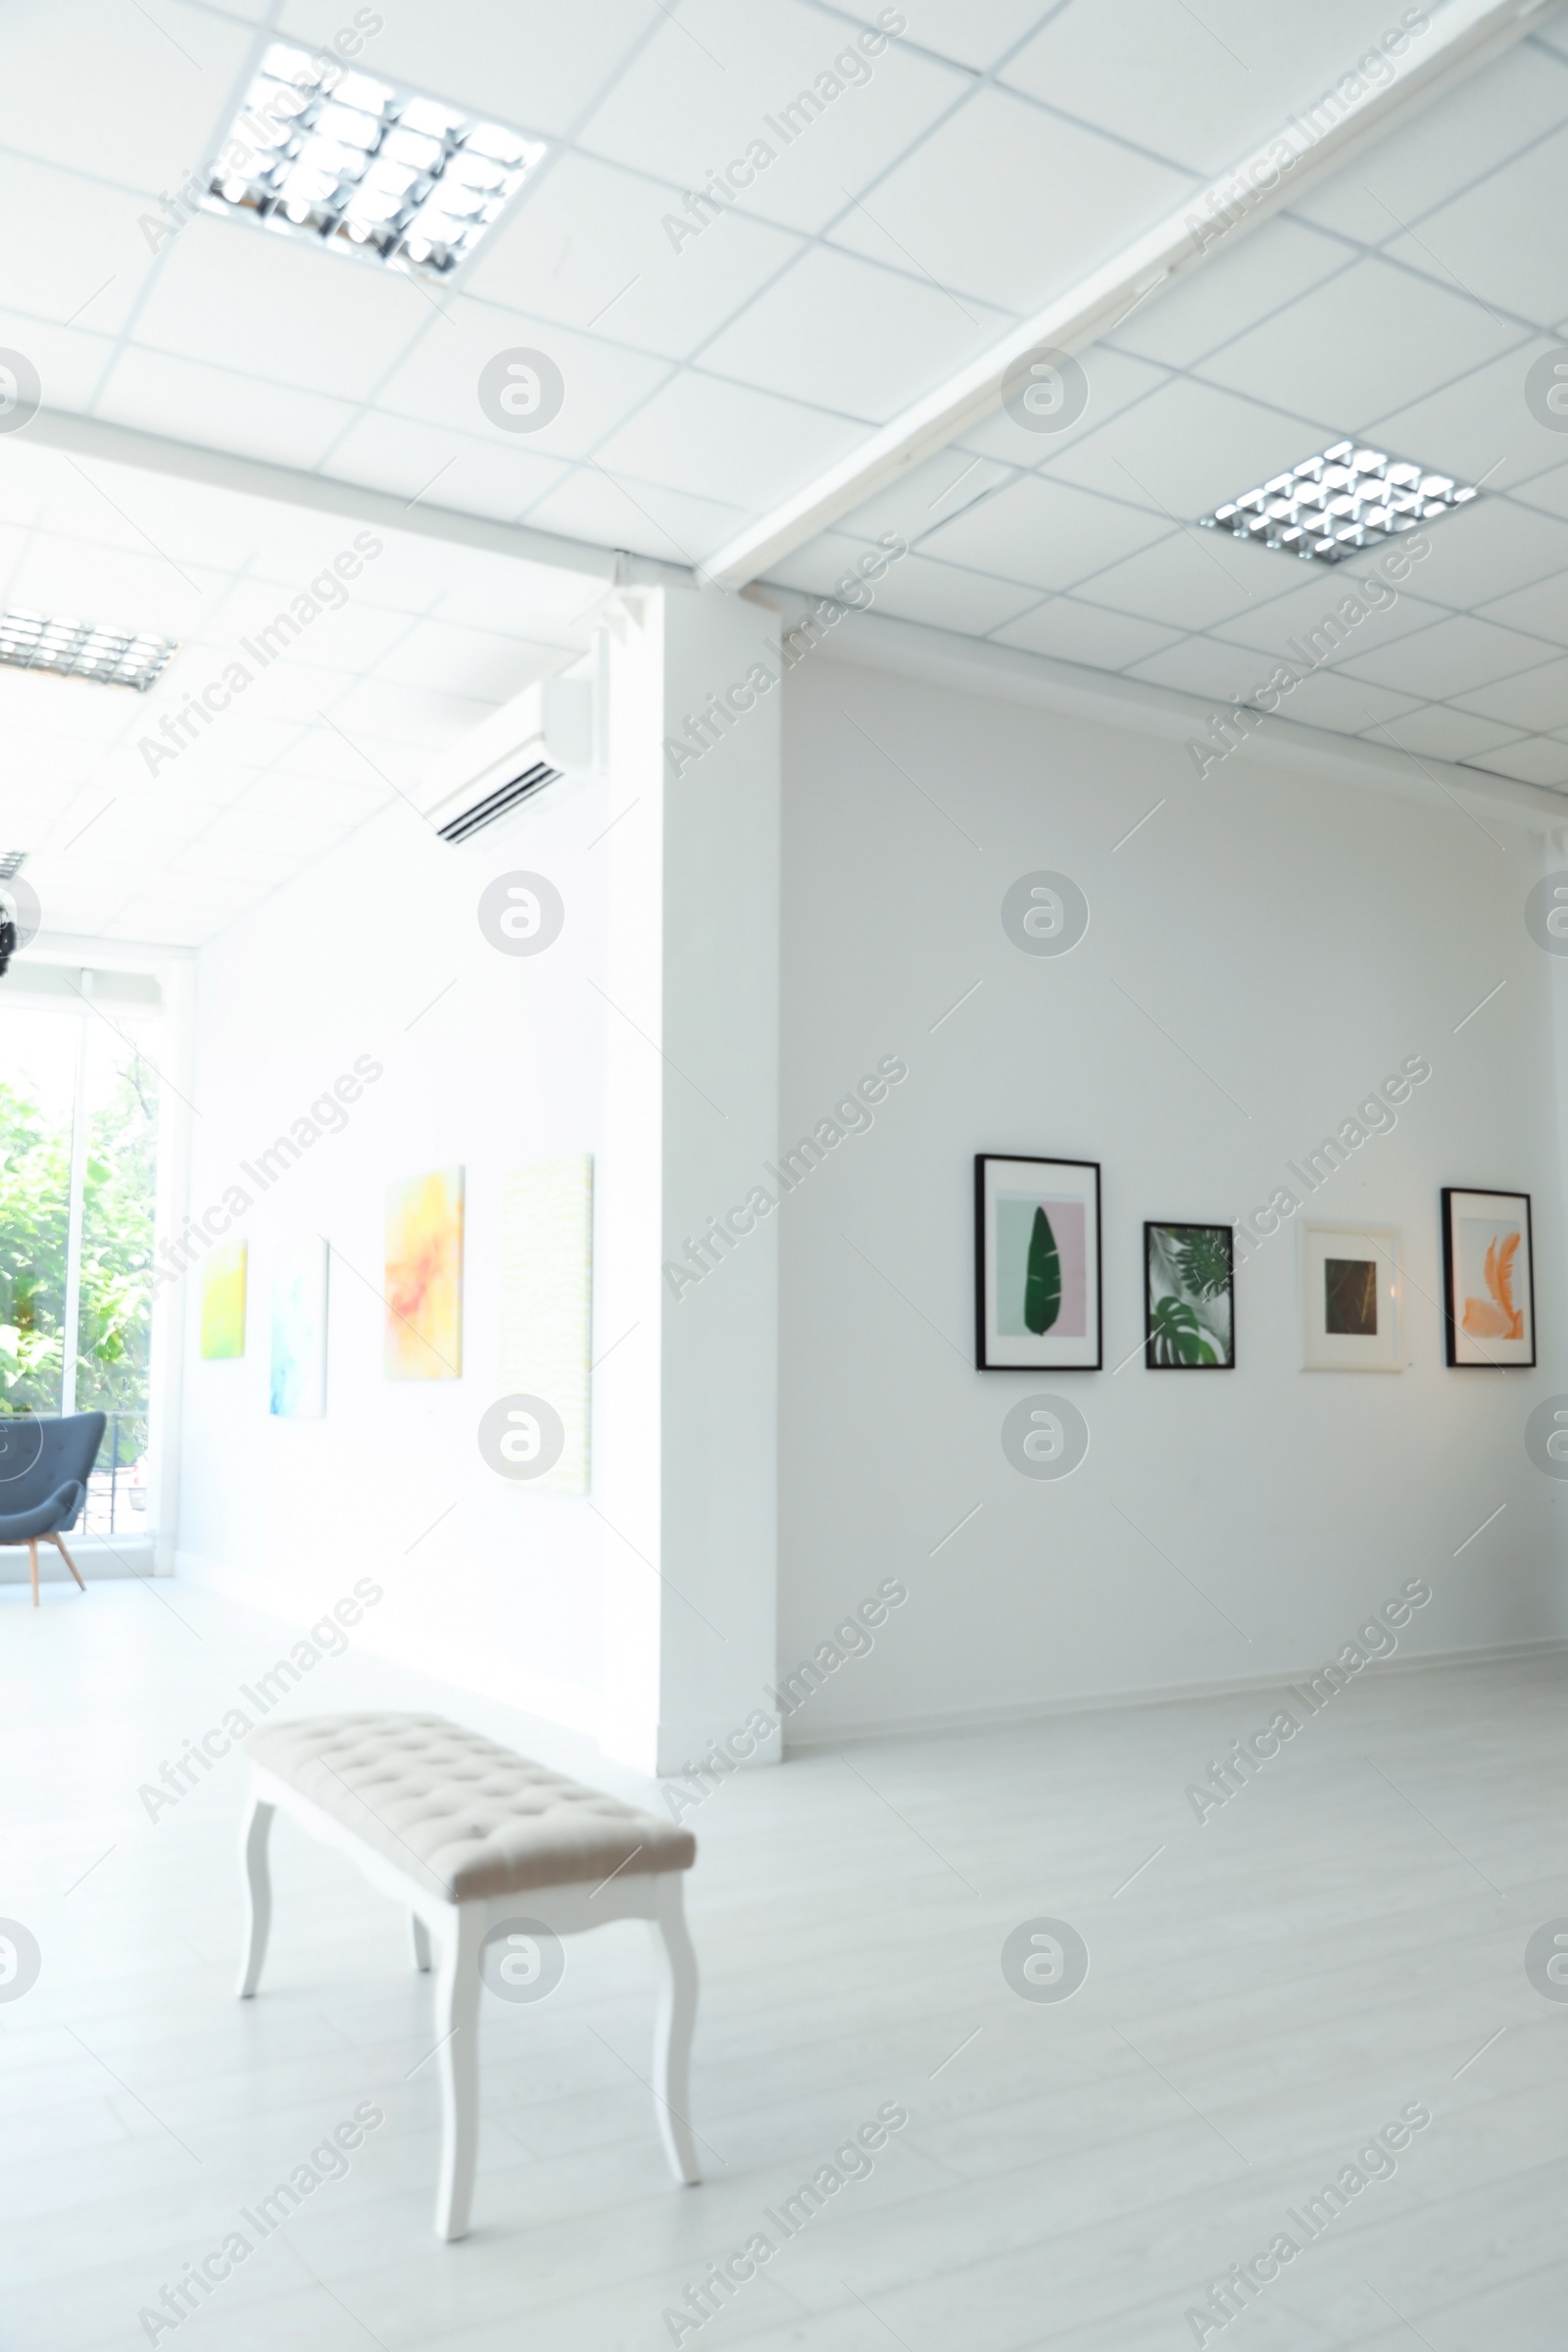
[1023,1205,1060,1335]
[1150,1295,1218,1366]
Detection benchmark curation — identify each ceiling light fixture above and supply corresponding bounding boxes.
[202,44,545,279]
[0,612,177,691]
[1200,440,1478,564]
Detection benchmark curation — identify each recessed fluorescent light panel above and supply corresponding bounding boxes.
[0,612,177,692]
[202,45,545,279]
[1200,440,1478,564]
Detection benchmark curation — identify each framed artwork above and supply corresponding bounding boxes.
[385,1167,465,1380]
[270,1237,327,1417]
[499,1154,593,1494]
[1301,1224,1402,1372]
[1442,1189,1535,1368]
[1145,1223,1234,1369]
[200,1240,247,1359]
[975,1155,1102,1370]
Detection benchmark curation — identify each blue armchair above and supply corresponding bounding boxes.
[0,1412,105,1605]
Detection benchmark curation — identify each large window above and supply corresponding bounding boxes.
[0,1002,161,1537]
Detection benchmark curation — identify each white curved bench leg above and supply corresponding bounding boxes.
[650,1875,701,2184]
[237,1791,274,1999]
[411,1913,431,1973]
[434,1902,483,2239]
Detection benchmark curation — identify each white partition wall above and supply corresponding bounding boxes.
[173,584,781,1778]
[598,587,783,1774]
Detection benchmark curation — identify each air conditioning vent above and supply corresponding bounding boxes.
[416,672,595,844]
[436,759,563,844]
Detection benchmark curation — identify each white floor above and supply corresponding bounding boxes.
[3,1578,1566,2352]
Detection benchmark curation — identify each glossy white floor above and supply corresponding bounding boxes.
[3,1577,1566,2352]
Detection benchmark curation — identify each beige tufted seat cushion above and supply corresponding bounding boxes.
[247,1711,695,1901]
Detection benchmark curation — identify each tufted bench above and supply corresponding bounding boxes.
[235,1710,699,2239]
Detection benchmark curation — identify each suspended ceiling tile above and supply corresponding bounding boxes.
[1381,123,1568,331]
[956,351,1171,469]
[95,347,360,474]
[700,247,1011,427]
[129,216,436,406]
[593,369,866,514]
[463,151,807,365]
[1371,707,1527,763]
[991,598,1184,671]
[1066,523,1280,630]
[578,0,969,237]
[1338,612,1558,700]
[1462,733,1568,786]
[1198,257,1521,431]
[277,0,659,140]
[832,0,1051,74]
[1108,218,1352,373]
[1287,37,1568,245]
[862,552,1043,634]
[0,0,254,190]
[917,474,1171,593]
[520,464,743,570]
[827,81,1195,315]
[1042,372,1335,520]
[1450,651,1568,734]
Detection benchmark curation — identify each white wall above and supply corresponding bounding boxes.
[175,764,613,1734]
[174,585,783,1774]
[776,651,1568,1740]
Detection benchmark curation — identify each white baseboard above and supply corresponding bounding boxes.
[0,1536,156,1584]
[781,1636,1568,1751]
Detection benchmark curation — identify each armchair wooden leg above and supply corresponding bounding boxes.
[26,1539,37,1607]
[50,1534,85,1592]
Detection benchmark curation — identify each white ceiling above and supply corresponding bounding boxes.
[0,442,602,941]
[3,0,1568,942]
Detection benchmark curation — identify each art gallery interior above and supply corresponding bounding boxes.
[5,1,1568,2345]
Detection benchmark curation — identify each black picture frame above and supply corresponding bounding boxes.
[1144,1221,1236,1370]
[1441,1188,1536,1368]
[974,1154,1102,1370]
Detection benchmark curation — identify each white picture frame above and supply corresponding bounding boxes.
[1301,1223,1402,1372]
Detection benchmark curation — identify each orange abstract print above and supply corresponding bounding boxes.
[1461,1227,1524,1342]
[385,1167,464,1379]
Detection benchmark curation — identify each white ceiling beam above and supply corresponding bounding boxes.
[18,408,697,589]
[707,0,1558,590]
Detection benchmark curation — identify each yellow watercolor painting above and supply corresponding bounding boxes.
[385,1167,464,1380]
[200,1241,247,1359]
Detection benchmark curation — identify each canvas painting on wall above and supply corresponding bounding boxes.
[1442,1188,1535,1367]
[200,1240,247,1359]
[1145,1223,1234,1369]
[1301,1224,1402,1371]
[975,1155,1102,1370]
[270,1237,327,1416]
[499,1153,593,1494]
[385,1166,465,1380]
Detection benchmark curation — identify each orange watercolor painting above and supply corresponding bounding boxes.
[385,1167,465,1379]
[1461,1227,1524,1342]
